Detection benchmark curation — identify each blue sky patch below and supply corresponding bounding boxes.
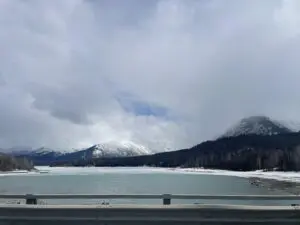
[116,93,168,118]
[128,101,168,117]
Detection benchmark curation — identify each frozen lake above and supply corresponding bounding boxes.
[0,166,298,205]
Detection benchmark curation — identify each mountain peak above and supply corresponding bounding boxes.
[221,115,292,138]
[240,115,270,123]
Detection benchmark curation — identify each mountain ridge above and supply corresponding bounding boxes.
[59,132,300,171]
[6,141,152,165]
[49,116,300,171]
[4,115,300,170]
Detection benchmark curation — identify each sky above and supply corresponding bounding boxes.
[0,0,300,151]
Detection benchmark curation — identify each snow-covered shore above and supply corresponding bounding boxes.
[0,170,39,176]
[177,168,300,183]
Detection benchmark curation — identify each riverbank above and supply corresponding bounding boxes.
[0,154,34,172]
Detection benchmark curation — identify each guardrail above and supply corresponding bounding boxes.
[0,195,299,224]
[0,194,299,205]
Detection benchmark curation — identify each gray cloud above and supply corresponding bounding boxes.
[0,0,299,150]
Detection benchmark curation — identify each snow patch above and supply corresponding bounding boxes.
[276,120,300,132]
[177,168,300,183]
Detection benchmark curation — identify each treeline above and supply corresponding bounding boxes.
[51,132,300,171]
[0,153,34,171]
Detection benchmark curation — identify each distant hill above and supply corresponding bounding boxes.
[220,116,292,138]
[53,132,300,171]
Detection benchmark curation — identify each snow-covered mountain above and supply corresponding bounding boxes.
[220,116,293,138]
[90,141,151,158]
[6,115,300,166]
[6,141,151,165]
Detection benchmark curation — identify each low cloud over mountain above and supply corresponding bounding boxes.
[1,1,300,150]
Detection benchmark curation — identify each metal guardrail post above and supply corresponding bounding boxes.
[25,194,37,205]
[162,194,171,205]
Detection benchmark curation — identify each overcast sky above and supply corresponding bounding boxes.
[0,0,300,151]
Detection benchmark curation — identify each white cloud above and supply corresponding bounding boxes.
[0,0,299,151]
